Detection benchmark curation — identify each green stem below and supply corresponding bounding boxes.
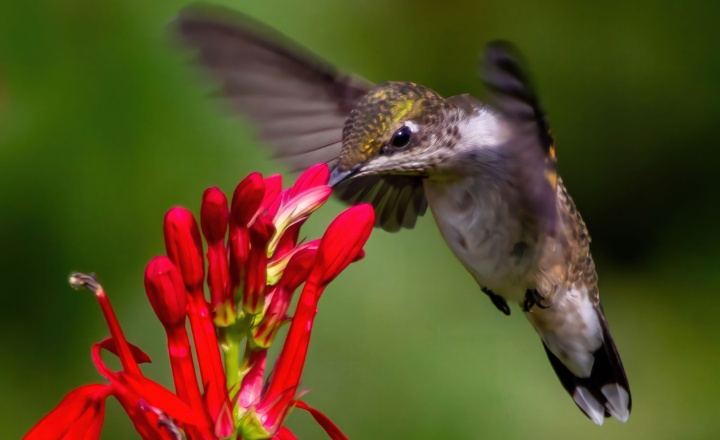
[219,312,253,394]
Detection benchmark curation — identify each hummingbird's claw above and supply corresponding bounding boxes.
[481,287,511,316]
[522,289,550,312]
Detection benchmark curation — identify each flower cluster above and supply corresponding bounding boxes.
[25,164,375,440]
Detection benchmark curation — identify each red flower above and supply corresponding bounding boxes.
[25,164,375,440]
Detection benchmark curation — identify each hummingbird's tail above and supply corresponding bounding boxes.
[525,290,631,425]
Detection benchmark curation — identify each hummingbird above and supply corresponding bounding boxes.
[175,4,631,425]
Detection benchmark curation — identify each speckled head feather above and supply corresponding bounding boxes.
[338,81,447,170]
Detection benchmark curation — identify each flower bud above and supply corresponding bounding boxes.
[231,172,265,227]
[164,207,205,291]
[310,204,375,287]
[201,187,229,244]
[144,256,187,329]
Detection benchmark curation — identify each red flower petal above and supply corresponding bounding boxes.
[290,164,329,197]
[201,188,233,320]
[165,208,227,419]
[214,401,235,439]
[164,324,206,423]
[144,256,187,329]
[200,187,229,244]
[24,384,109,440]
[254,248,318,347]
[273,222,302,258]
[59,400,106,440]
[294,400,349,440]
[238,349,267,409]
[185,291,229,424]
[260,205,374,428]
[164,207,206,292]
[260,174,283,219]
[207,241,231,323]
[82,276,141,376]
[309,204,375,287]
[277,248,317,292]
[231,172,265,227]
[273,427,299,440]
[270,185,332,254]
[98,337,152,365]
[229,224,250,302]
[242,216,275,314]
[118,372,206,428]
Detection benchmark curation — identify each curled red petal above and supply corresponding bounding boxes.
[273,427,299,440]
[90,345,207,433]
[88,279,141,376]
[24,384,110,440]
[270,185,332,254]
[260,174,283,218]
[144,256,187,329]
[98,337,152,364]
[201,187,229,244]
[290,164,329,197]
[164,207,206,291]
[118,372,206,428]
[231,172,265,227]
[309,204,375,286]
[353,248,366,262]
[294,400,349,440]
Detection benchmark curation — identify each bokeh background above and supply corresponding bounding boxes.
[2,0,719,438]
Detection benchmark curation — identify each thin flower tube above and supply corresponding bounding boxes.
[25,164,375,440]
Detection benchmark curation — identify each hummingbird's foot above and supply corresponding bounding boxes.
[481,287,511,316]
[522,289,550,312]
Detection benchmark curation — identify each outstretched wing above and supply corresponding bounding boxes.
[481,41,558,235]
[174,4,372,170]
[175,5,428,231]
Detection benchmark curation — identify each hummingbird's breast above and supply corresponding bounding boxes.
[424,175,540,302]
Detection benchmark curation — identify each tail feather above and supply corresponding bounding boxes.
[542,308,631,425]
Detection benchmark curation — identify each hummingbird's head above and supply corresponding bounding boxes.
[330,81,457,185]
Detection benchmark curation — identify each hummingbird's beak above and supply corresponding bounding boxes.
[328,165,360,187]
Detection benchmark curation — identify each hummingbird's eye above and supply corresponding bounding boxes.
[390,126,413,149]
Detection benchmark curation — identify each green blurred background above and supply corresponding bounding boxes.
[2,0,719,438]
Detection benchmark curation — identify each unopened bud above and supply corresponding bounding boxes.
[164,207,205,291]
[201,187,229,244]
[144,256,187,328]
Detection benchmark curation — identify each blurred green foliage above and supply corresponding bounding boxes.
[1,0,719,438]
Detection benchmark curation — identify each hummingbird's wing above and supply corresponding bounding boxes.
[333,175,428,232]
[174,5,429,232]
[481,41,559,235]
[174,4,372,170]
